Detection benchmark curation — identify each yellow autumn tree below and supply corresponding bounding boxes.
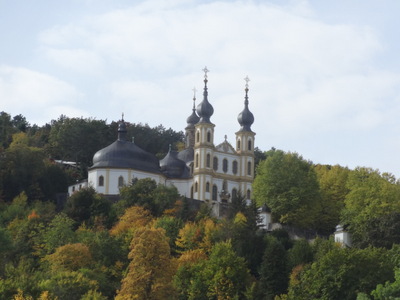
[116,227,176,300]
[110,206,153,244]
[44,243,93,272]
[175,218,221,253]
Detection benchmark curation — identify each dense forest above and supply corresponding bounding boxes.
[1,111,400,299]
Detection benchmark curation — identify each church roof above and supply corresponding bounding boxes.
[177,147,194,163]
[90,119,161,173]
[160,146,190,178]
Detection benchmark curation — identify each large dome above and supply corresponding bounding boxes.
[90,120,160,173]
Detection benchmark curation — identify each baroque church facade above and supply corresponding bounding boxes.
[69,68,255,212]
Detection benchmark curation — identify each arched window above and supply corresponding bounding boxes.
[98,175,104,187]
[190,162,194,175]
[247,161,252,176]
[196,131,200,142]
[212,185,218,201]
[213,157,218,171]
[248,139,252,151]
[206,182,210,192]
[223,158,228,173]
[232,161,238,175]
[190,186,194,198]
[237,139,241,150]
[195,153,199,168]
[195,182,198,193]
[247,189,251,200]
[206,153,211,168]
[207,131,211,142]
[118,176,124,187]
[232,188,238,200]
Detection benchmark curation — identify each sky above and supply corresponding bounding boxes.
[1,0,400,177]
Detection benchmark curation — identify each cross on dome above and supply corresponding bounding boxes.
[244,76,250,89]
[192,87,197,99]
[203,66,209,79]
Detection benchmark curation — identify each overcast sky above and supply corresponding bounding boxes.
[1,0,400,177]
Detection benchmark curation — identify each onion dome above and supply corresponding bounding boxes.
[196,66,214,123]
[91,118,160,173]
[160,145,189,178]
[177,147,194,163]
[237,76,254,132]
[186,88,200,126]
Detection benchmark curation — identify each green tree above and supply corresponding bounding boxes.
[314,164,350,234]
[287,238,313,271]
[118,178,180,217]
[341,167,400,248]
[47,116,111,176]
[287,246,394,300]
[205,241,251,299]
[64,187,111,226]
[259,235,289,299]
[253,149,321,229]
[41,213,76,254]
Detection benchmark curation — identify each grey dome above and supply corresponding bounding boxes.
[237,85,254,132]
[91,119,160,173]
[160,148,189,178]
[187,109,200,126]
[177,147,194,163]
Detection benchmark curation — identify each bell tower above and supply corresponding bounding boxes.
[235,76,255,200]
[193,67,215,200]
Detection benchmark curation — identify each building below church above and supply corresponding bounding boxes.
[69,68,256,215]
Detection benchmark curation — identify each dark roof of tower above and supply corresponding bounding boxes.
[160,146,190,178]
[186,89,200,126]
[196,67,214,124]
[177,147,194,163]
[237,76,254,132]
[90,118,161,173]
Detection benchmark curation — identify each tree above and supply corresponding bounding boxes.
[287,246,394,300]
[116,227,176,300]
[110,206,153,246]
[259,235,289,299]
[314,164,350,234]
[41,213,76,255]
[202,241,251,299]
[44,243,93,272]
[253,149,321,229]
[341,167,400,248]
[47,116,111,176]
[118,178,180,217]
[64,187,111,226]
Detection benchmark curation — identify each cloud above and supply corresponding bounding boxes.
[0,65,86,124]
[5,0,400,174]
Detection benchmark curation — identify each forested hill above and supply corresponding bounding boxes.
[2,111,400,299]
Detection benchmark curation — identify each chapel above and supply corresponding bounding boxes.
[69,68,256,214]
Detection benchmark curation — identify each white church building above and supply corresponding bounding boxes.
[69,68,256,213]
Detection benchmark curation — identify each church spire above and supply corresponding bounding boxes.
[186,87,200,125]
[237,76,254,132]
[118,113,128,141]
[196,66,214,123]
